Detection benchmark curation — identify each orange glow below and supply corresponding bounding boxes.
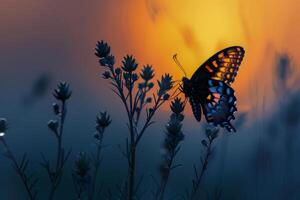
[1,0,299,114]
[91,0,300,112]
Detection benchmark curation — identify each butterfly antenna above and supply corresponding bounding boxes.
[173,54,187,77]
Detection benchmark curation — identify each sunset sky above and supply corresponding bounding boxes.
[1,0,299,116]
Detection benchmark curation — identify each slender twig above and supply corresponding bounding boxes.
[190,128,219,200]
[155,98,185,200]
[156,151,175,200]
[89,131,103,200]
[0,138,38,200]
[47,101,67,200]
[41,82,72,200]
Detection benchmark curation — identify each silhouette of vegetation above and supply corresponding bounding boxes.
[0,119,38,200]
[95,40,174,200]
[154,97,185,200]
[42,82,72,200]
[188,126,220,200]
[0,40,252,200]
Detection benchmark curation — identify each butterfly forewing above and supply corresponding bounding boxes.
[191,46,245,85]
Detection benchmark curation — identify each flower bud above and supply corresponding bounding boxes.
[121,55,138,73]
[95,40,110,58]
[96,111,112,129]
[170,97,185,114]
[102,71,111,79]
[53,82,72,102]
[140,65,154,81]
[52,103,60,115]
[48,120,59,132]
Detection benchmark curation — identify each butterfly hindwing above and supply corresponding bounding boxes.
[191,46,245,85]
[189,96,201,121]
[201,79,237,132]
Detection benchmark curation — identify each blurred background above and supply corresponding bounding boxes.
[0,0,300,199]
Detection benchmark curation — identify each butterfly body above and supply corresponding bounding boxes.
[180,46,245,132]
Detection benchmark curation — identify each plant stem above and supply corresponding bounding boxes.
[48,101,66,200]
[89,131,104,200]
[106,63,167,200]
[156,151,175,200]
[190,137,215,200]
[128,73,136,200]
[0,138,37,200]
[128,144,136,200]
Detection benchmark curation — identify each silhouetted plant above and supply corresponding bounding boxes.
[72,111,112,200]
[188,126,219,200]
[154,97,185,200]
[95,40,173,200]
[89,111,112,200]
[0,118,39,200]
[41,82,72,200]
[72,152,91,199]
[273,54,292,96]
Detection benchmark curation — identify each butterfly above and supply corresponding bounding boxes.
[175,46,245,132]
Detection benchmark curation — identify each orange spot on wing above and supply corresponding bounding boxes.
[205,65,213,72]
[218,52,224,58]
[212,60,218,68]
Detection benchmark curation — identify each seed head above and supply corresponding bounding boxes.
[53,82,72,102]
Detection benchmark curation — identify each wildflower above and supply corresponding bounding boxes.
[170,97,185,114]
[52,103,60,115]
[140,65,154,81]
[157,97,185,199]
[121,55,138,73]
[158,74,173,96]
[0,118,8,137]
[48,120,59,132]
[53,82,72,102]
[96,111,112,132]
[95,40,110,58]
[102,71,111,79]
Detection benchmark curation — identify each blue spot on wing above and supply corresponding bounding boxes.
[202,79,237,132]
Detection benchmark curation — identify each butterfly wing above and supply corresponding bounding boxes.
[201,79,237,132]
[189,96,201,121]
[191,46,245,85]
